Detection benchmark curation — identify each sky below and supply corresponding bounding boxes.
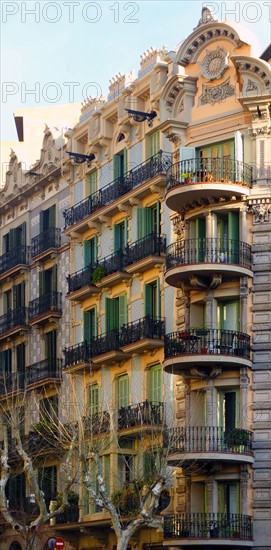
[1,0,271,142]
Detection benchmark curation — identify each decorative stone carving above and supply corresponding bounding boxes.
[199,77,235,105]
[247,200,271,223]
[240,367,250,389]
[172,216,187,240]
[200,47,229,81]
[165,81,183,109]
[196,6,217,27]
[246,79,258,92]
[248,125,271,137]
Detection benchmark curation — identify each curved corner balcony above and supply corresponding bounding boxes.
[164,513,253,547]
[165,238,253,286]
[166,158,252,212]
[164,328,251,374]
[165,427,253,466]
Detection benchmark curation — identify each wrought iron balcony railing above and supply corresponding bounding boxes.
[64,316,165,367]
[0,307,28,335]
[28,292,62,320]
[167,157,253,191]
[0,245,31,274]
[124,233,166,267]
[67,234,166,293]
[26,358,63,385]
[164,513,253,540]
[118,401,164,429]
[63,331,120,366]
[57,504,79,524]
[0,371,25,396]
[120,316,165,346]
[84,410,111,434]
[166,238,252,270]
[67,265,94,294]
[31,228,61,257]
[165,426,253,455]
[64,151,172,229]
[165,328,250,360]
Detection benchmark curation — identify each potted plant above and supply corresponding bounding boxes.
[225,428,249,452]
[91,265,106,284]
[181,172,193,184]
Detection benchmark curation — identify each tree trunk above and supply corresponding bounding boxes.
[116,531,131,550]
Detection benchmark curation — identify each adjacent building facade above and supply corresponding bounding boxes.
[0,8,270,550]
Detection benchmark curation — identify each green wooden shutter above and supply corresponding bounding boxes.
[39,271,45,295]
[114,224,121,252]
[20,222,26,245]
[49,205,56,228]
[16,343,25,373]
[106,298,114,332]
[39,211,45,233]
[52,265,57,292]
[123,148,127,174]
[124,219,128,247]
[150,131,160,156]
[149,365,162,402]
[104,455,110,493]
[119,294,127,327]
[84,310,91,341]
[137,207,146,240]
[86,170,97,196]
[143,451,154,482]
[90,384,99,413]
[113,155,121,179]
[9,229,17,250]
[144,284,152,317]
[156,278,161,318]
[84,240,91,267]
[118,375,129,408]
[196,218,206,262]
[228,211,239,262]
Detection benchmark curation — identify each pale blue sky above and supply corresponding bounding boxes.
[1,0,270,141]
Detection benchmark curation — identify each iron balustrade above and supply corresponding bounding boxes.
[0,307,28,334]
[64,316,164,367]
[57,504,79,524]
[26,358,62,385]
[124,233,166,267]
[166,238,252,270]
[63,340,91,367]
[0,371,25,396]
[167,157,253,191]
[84,410,111,434]
[28,291,62,320]
[31,227,61,257]
[0,245,31,274]
[118,401,164,429]
[165,328,250,360]
[64,151,172,229]
[164,513,253,540]
[67,234,166,293]
[120,316,165,345]
[165,426,253,455]
[67,265,94,293]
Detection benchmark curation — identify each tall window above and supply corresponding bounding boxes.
[83,307,97,340]
[0,349,12,377]
[144,280,161,318]
[40,205,56,232]
[89,383,99,414]
[85,170,97,196]
[39,265,57,294]
[217,389,240,432]
[113,148,127,180]
[218,482,240,514]
[217,300,240,331]
[40,395,58,424]
[148,364,162,403]
[3,223,26,252]
[147,131,160,158]
[137,202,160,240]
[105,294,127,332]
[13,282,25,308]
[45,330,57,370]
[84,236,98,267]
[118,374,129,409]
[113,219,128,252]
[38,466,57,507]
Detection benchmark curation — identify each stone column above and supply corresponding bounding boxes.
[206,477,216,513]
[240,277,249,333]
[206,379,215,428]
[240,205,247,243]
[240,465,250,516]
[205,291,213,327]
[240,367,250,429]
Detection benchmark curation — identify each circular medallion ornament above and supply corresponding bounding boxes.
[200,47,229,81]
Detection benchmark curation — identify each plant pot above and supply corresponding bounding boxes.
[201,347,208,354]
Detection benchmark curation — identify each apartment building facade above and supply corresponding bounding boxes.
[0,7,270,550]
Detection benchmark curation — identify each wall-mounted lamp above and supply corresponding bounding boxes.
[125,109,157,127]
[66,152,95,166]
